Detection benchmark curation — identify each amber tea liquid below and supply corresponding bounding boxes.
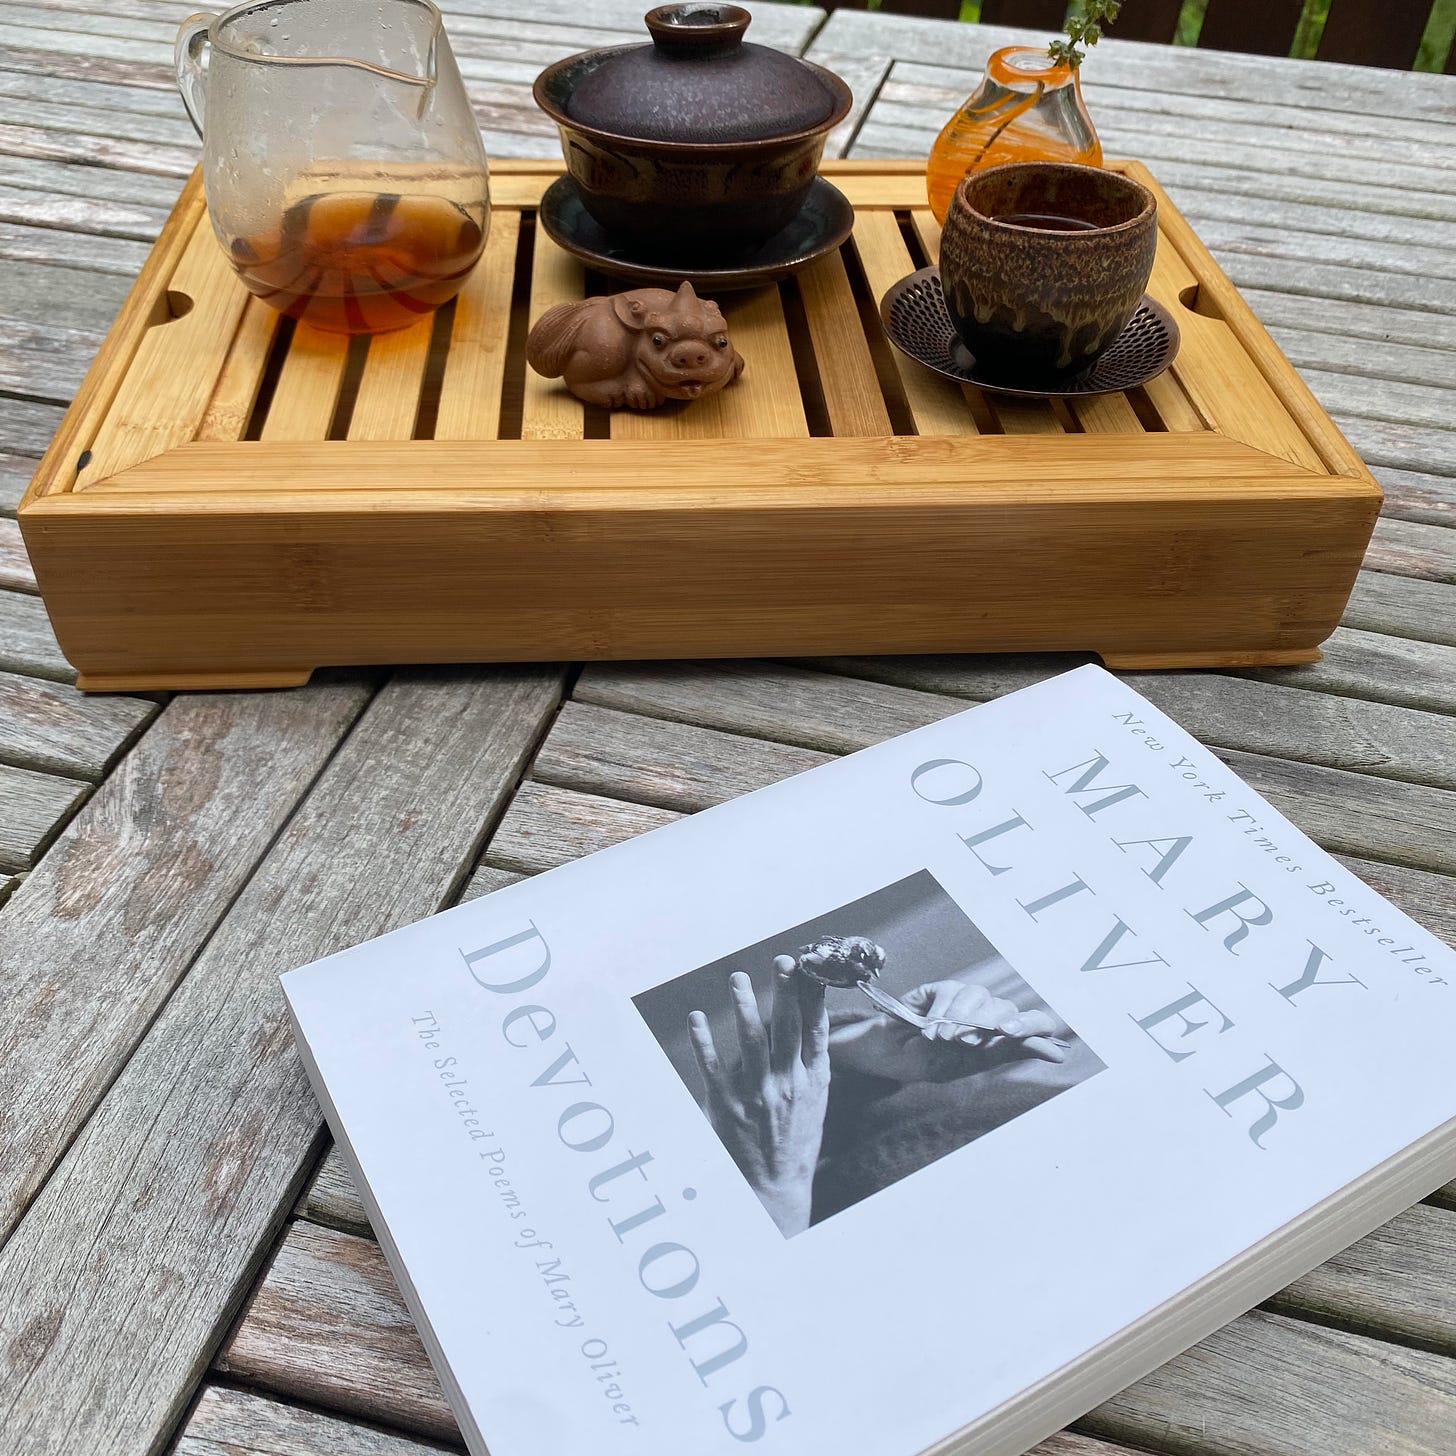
[993,212,1099,231]
[229,190,485,334]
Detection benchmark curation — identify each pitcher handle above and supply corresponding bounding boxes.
[174,12,216,139]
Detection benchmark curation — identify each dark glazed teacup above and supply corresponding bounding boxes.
[938,162,1157,382]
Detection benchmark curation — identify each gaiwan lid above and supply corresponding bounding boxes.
[566,4,841,144]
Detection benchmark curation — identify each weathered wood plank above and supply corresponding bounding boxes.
[0,20,180,67]
[867,89,1456,206]
[502,692,1456,949]
[1239,628,1456,718]
[818,52,893,159]
[0,216,153,274]
[0,118,196,177]
[299,1148,374,1241]
[853,111,1456,227]
[1183,248,1456,319]
[458,862,526,903]
[576,663,1456,876]
[0,395,66,457]
[1344,573,1456,648]
[1043,1439,1158,1456]
[1238,289,1456,358]
[414,743,1456,957]
[1170,184,1456,256]
[810,14,1456,125]
[0,315,106,401]
[508,747,1456,961]
[0,515,36,591]
[1158,157,1456,231]
[0,454,38,515]
[533,699,832,813]
[0,94,197,148]
[0,255,133,338]
[576,660,946,754]
[174,1383,459,1456]
[1266,326,1456,396]
[0,589,76,681]
[1339,418,1456,483]
[0,760,87,872]
[484,779,680,876]
[856,84,1456,219]
[1371,467,1455,528]
[1215,751,1456,880]
[1267,1204,1456,1356]
[0,669,154,779]
[892,83,1456,197]
[0,0,824,53]
[1301,369,1456,433]
[0,44,171,95]
[1082,1309,1456,1456]
[218,1221,458,1442]
[1338,857,1456,951]
[0,154,180,216]
[0,678,374,1240]
[0,666,565,1455]
[0,66,188,123]
[877,57,1456,161]
[218,1219,1145,1456]
[583,655,1456,794]
[793,656,1456,791]
[1364,519,1456,586]
[222,1216,1456,1456]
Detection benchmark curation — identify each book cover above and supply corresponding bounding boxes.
[282,665,1456,1456]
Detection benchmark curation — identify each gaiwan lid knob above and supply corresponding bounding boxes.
[565,3,840,144]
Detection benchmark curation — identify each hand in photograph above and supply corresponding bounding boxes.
[829,978,1066,1085]
[687,960,830,1237]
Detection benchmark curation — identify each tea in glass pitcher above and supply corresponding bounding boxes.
[175,0,490,334]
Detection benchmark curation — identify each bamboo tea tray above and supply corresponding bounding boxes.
[20,159,1380,692]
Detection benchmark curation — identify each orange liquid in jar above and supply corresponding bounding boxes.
[229,191,485,335]
[925,48,1102,224]
[927,135,1099,224]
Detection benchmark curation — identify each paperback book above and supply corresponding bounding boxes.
[283,665,1456,1456]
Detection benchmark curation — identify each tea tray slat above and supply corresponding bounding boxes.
[350,318,435,443]
[852,209,977,439]
[198,298,280,442]
[523,223,585,442]
[435,208,519,443]
[18,158,1382,691]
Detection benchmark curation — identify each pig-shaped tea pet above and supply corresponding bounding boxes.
[526,281,744,410]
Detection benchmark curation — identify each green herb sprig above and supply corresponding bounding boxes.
[1048,0,1122,68]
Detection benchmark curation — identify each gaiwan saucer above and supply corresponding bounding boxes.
[538,174,855,292]
[880,266,1180,399]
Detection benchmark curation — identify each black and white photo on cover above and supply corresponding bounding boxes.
[634,871,1105,1236]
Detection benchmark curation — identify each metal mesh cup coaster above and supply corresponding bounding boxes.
[879,266,1180,399]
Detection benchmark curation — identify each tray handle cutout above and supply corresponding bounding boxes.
[77,219,251,488]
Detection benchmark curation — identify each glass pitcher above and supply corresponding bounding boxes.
[926,47,1101,225]
[175,0,490,334]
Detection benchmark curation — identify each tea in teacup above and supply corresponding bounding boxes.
[938,162,1157,381]
[992,212,1099,232]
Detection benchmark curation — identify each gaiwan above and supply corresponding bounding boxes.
[526,282,745,410]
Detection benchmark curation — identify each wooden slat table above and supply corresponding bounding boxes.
[0,4,1453,1454]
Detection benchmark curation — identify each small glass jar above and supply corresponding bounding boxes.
[926,47,1102,224]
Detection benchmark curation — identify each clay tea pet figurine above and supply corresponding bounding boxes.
[526,281,744,409]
